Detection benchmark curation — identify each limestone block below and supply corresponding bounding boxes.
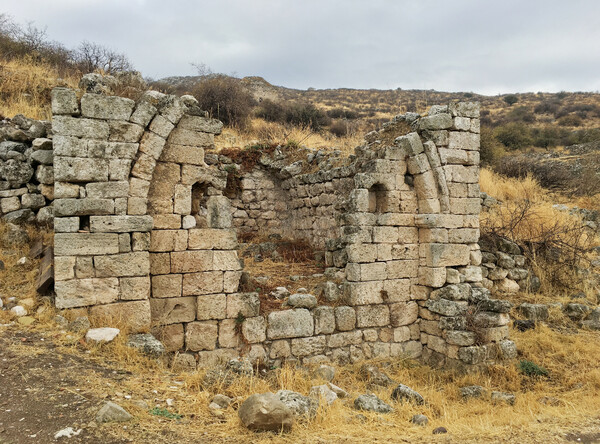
[55,277,119,309]
[129,178,151,198]
[393,326,411,342]
[218,319,241,348]
[420,243,470,267]
[291,336,326,357]
[334,306,356,331]
[438,148,468,165]
[448,132,479,151]
[213,250,241,271]
[160,144,205,165]
[242,317,267,343]
[94,252,150,277]
[356,305,390,328]
[54,217,79,233]
[173,184,191,215]
[151,274,182,298]
[130,101,157,127]
[127,197,148,215]
[449,102,480,118]
[51,88,79,115]
[226,292,260,318]
[419,113,453,130]
[153,323,184,352]
[150,297,196,324]
[171,250,213,273]
[449,198,480,215]
[270,340,291,359]
[418,267,447,287]
[159,98,186,124]
[119,276,150,300]
[178,115,223,134]
[131,153,156,181]
[168,128,213,147]
[89,215,153,233]
[52,116,109,140]
[207,196,232,228]
[346,244,377,263]
[20,193,45,209]
[149,115,175,138]
[186,321,218,351]
[139,131,167,160]
[188,228,237,250]
[152,214,181,229]
[357,262,387,281]
[414,171,438,200]
[86,181,129,199]
[267,309,314,339]
[390,301,418,327]
[343,281,384,305]
[75,257,94,278]
[81,94,135,120]
[0,196,20,213]
[425,299,467,317]
[386,260,418,279]
[223,271,242,293]
[347,189,369,212]
[196,349,239,369]
[90,300,151,333]
[55,233,119,256]
[54,182,80,199]
[182,271,224,295]
[150,252,170,275]
[407,153,431,175]
[54,256,76,281]
[197,294,227,320]
[395,132,424,156]
[314,306,335,335]
[328,330,363,348]
[54,198,114,216]
[150,230,187,252]
[54,157,109,182]
[383,279,411,302]
[108,120,144,143]
[109,159,132,181]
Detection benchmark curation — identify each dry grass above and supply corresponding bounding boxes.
[0,56,79,120]
[216,118,365,155]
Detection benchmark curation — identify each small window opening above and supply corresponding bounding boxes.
[404,173,414,188]
[192,182,210,227]
[79,215,90,231]
[368,184,388,213]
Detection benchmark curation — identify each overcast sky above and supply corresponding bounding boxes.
[3,0,600,95]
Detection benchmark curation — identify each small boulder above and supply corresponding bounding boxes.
[226,358,253,375]
[314,364,335,382]
[411,414,428,426]
[433,427,448,434]
[211,394,234,409]
[513,319,536,332]
[564,303,591,321]
[286,293,317,309]
[68,316,91,332]
[517,303,549,321]
[85,327,120,344]
[127,333,165,356]
[238,393,294,432]
[491,391,515,405]
[391,384,424,405]
[270,287,291,300]
[460,385,486,399]
[54,315,69,328]
[354,394,393,413]
[10,306,27,317]
[276,390,319,418]
[309,385,338,405]
[360,364,395,387]
[96,401,133,423]
[327,383,348,398]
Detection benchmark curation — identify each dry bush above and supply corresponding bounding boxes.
[481,171,598,290]
[193,75,254,128]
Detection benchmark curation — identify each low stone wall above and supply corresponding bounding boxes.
[0,115,54,224]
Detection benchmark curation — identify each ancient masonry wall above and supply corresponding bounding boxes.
[51,86,516,371]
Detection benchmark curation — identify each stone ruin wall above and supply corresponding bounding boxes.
[35,86,519,371]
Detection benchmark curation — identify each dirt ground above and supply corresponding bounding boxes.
[1,325,600,444]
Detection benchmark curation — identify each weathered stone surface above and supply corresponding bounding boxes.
[227,292,260,318]
[150,297,196,324]
[51,88,79,115]
[86,327,120,344]
[90,215,153,232]
[391,384,425,405]
[94,252,150,277]
[460,385,486,399]
[55,278,119,309]
[89,300,151,333]
[517,303,549,321]
[309,385,338,405]
[276,390,319,418]
[52,116,109,140]
[96,402,132,423]
[127,333,165,356]
[238,393,294,432]
[81,94,135,120]
[267,309,314,339]
[354,394,393,413]
[186,321,218,351]
[286,293,317,308]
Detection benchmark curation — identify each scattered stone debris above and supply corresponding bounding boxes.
[491,391,516,405]
[96,401,133,423]
[127,333,165,356]
[85,327,120,344]
[354,394,393,414]
[360,364,395,387]
[309,385,338,405]
[238,393,294,432]
[53,315,69,328]
[276,390,319,418]
[68,316,91,332]
[17,316,35,326]
[54,427,82,439]
[460,385,487,399]
[433,426,448,434]
[210,394,234,409]
[226,358,253,376]
[391,384,424,405]
[411,414,429,426]
[517,303,549,321]
[270,287,291,300]
[286,293,317,308]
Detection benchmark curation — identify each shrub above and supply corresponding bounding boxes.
[534,101,560,115]
[326,107,359,119]
[284,102,330,131]
[255,99,287,123]
[558,114,583,127]
[494,122,532,150]
[193,75,254,128]
[503,94,519,106]
[507,106,535,123]
[329,119,349,137]
[518,360,548,377]
[480,126,506,166]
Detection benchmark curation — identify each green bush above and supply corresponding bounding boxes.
[518,359,549,377]
[494,122,532,150]
[503,94,519,106]
[558,114,583,127]
[480,126,506,166]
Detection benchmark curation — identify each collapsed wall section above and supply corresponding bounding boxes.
[50,86,515,371]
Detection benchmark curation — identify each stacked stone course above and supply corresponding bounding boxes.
[49,85,516,371]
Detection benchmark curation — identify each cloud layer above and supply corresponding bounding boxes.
[4,0,600,94]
